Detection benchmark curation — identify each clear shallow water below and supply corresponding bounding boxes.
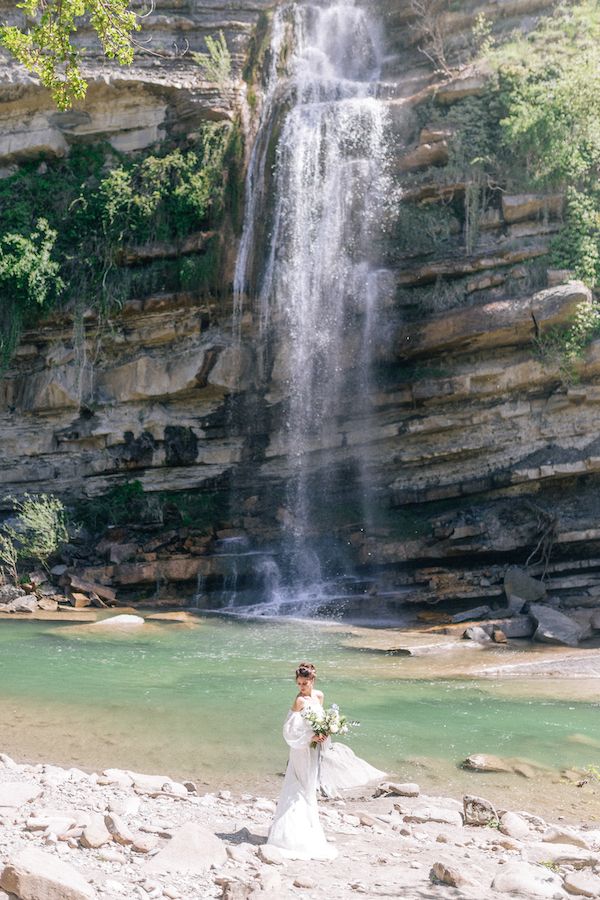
[0,617,598,816]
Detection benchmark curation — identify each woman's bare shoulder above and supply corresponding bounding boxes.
[291,695,307,712]
[314,689,324,702]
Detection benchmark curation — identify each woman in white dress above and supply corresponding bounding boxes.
[266,662,385,859]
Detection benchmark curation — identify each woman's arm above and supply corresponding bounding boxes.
[291,694,307,712]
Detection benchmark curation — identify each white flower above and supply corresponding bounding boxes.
[330,724,339,733]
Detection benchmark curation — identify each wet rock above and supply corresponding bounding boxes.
[492,628,508,643]
[0,847,96,900]
[529,604,585,647]
[92,614,145,630]
[145,822,227,874]
[492,861,563,897]
[463,625,491,643]
[463,795,498,826]
[462,754,513,773]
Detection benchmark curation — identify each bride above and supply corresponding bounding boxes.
[266,662,385,860]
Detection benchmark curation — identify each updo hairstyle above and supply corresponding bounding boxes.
[295,662,316,680]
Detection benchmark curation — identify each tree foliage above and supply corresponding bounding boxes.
[0,0,139,108]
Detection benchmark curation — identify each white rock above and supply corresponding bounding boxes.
[492,861,563,897]
[92,614,145,628]
[543,827,591,849]
[80,814,112,849]
[145,821,227,874]
[563,870,600,897]
[527,842,599,868]
[0,782,42,809]
[108,796,140,816]
[500,812,532,840]
[104,812,134,845]
[377,781,420,797]
[404,806,463,827]
[257,844,286,866]
[0,846,96,899]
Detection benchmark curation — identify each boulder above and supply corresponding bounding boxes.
[0,585,26,604]
[563,871,600,897]
[1,595,38,613]
[500,812,531,841]
[145,822,227,874]
[543,826,591,849]
[463,795,498,826]
[529,604,585,647]
[0,847,96,900]
[504,567,546,603]
[37,597,59,611]
[527,842,599,868]
[492,861,563,897]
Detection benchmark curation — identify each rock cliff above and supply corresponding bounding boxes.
[2,0,600,615]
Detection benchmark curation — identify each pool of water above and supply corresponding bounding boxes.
[0,616,598,818]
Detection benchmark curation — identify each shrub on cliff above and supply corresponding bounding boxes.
[0,494,69,582]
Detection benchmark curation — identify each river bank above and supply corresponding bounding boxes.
[1,751,599,900]
[0,612,599,823]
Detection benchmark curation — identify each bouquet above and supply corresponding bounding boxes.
[302,703,359,749]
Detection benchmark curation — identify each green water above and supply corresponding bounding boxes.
[0,617,598,808]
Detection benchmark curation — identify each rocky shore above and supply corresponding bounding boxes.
[1,752,599,900]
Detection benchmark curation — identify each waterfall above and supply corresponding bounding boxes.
[234,0,392,616]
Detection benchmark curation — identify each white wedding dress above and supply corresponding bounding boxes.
[266,696,386,859]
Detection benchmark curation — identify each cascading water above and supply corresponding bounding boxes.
[233,0,393,617]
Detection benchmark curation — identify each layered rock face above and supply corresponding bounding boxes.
[2,0,600,613]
